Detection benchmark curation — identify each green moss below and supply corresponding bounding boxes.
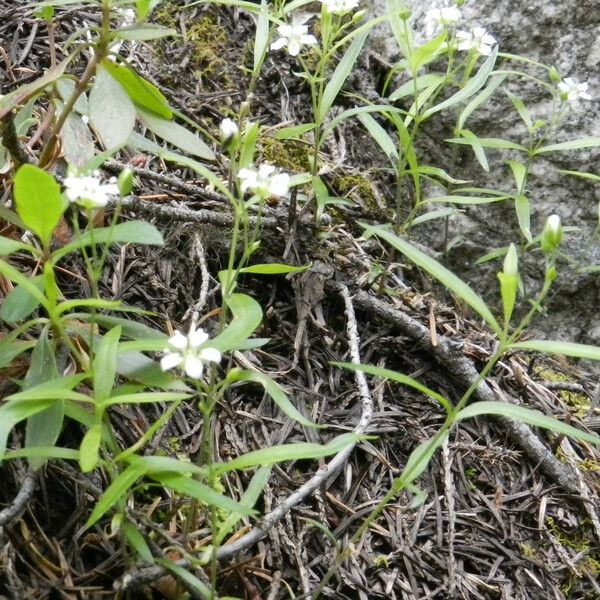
[332,174,377,206]
[154,2,232,89]
[545,517,600,596]
[258,136,312,172]
[534,366,590,418]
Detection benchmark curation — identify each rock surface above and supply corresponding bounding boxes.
[368,0,600,357]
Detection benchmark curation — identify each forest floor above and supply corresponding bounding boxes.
[1,1,600,599]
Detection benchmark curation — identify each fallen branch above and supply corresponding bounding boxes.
[346,286,580,494]
[0,470,36,528]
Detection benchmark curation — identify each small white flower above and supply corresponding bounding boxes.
[63,170,119,208]
[238,164,290,198]
[270,23,317,57]
[557,77,592,104]
[219,118,239,143]
[319,0,360,15]
[426,6,461,27]
[456,27,497,56]
[160,324,221,379]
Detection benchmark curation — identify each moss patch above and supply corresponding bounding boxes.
[534,365,590,418]
[258,136,312,173]
[154,2,232,90]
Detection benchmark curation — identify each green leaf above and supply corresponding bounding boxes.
[0,273,44,323]
[215,466,271,545]
[212,433,360,475]
[558,169,600,183]
[61,111,95,169]
[122,521,154,563]
[79,423,102,472]
[389,74,444,102]
[319,27,370,122]
[210,293,262,353]
[137,107,215,160]
[86,456,208,527]
[239,120,259,169]
[332,362,453,414]
[93,326,121,403]
[89,64,136,150]
[98,392,191,408]
[411,207,459,226]
[229,369,318,426]
[274,123,316,140]
[78,314,165,340]
[239,263,309,275]
[455,401,600,446]
[13,165,66,248]
[409,31,446,73]
[253,0,270,73]
[158,561,212,599]
[399,433,449,485]
[535,137,600,155]
[52,220,164,262]
[361,224,502,336]
[505,90,532,129]
[86,463,144,527]
[0,340,36,370]
[507,159,527,192]
[446,136,527,151]
[422,46,498,120]
[0,58,69,120]
[0,236,32,256]
[114,24,177,40]
[24,328,63,470]
[510,340,600,361]
[357,113,398,166]
[458,129,489,172]
[514,194,532,242]
[150,472,254,515]
[458,74,507,130]
[116,351,187,389]
[0,399,55,462]
[101,60,172,119]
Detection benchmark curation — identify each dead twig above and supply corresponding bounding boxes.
[0,470,36,528]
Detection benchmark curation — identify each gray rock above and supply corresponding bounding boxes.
[366,0,600,359]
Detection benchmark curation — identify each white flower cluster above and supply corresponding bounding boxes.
[320,0,360,14]
[238,164,290,199]
[557,77,592,105]
[63,171,119,208]
[270,23,317,57]
[161,324,221,379]
[456,27,497,56]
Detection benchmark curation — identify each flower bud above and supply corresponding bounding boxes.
[548,66,561,83]
[219,118,239,147]
[541,214,562,254]
[351,9,366,23]
[117,167,134,197]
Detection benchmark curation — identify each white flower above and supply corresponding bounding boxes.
[270,23,317,57]
[541,213,563,254]
[426,6,461,27]
[160,324,222,379]
[63,171,119,208]
[456,27,497,56]
[238,164,290,198]
[319,0,360,15]
[557,77,592,104]
[219,118,239,143]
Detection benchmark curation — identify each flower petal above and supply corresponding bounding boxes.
[184,355,204,379]
[199,347,222,364]
[161,352,183,372]
[188,326,209,348]
[168,331,188,350]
